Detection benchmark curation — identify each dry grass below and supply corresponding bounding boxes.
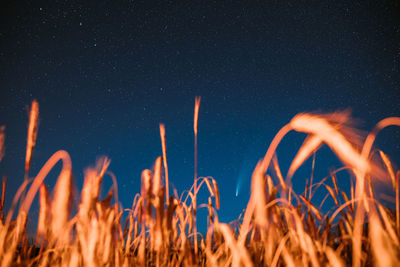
[0,99,399,266]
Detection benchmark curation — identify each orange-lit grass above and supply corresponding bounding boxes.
[159,124,169,205]
[25,100,39,174]
[193,96,201,256]
[0,100,399,266]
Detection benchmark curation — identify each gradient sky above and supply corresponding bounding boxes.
[0,1,399,232]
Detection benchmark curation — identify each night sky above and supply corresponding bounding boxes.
[0,1,399,231]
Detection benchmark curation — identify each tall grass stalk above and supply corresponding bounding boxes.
[193,96,201,256]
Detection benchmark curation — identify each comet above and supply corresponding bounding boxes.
[235,143,259,197]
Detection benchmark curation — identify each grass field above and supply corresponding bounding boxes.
[0,99,399,266]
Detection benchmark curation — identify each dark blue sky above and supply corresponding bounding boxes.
[0,1,399,230]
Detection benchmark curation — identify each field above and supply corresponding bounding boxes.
[0,99,399,266]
